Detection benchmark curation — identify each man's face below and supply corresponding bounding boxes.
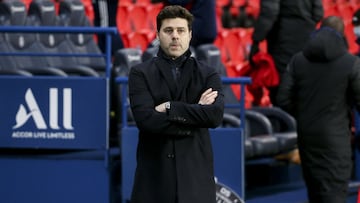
[157,18,192,59]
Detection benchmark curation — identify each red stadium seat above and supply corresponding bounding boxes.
[337,3,355,24]
[81,0,94,24]
[122,30,155,51]
[21,0,32,10]
[345,22,359,54]
[232,0,246,7]
[322,0,336,8]
[214,28,245,68]
[214,30,230,66]
[147,3,163,32]
[323,3,341,17]
[350,1,360,10]
[216,0,231,7]
[129,4,151,31]
[136,0,152,4]
[116,3,133,34]
[214,28,250,100]
[118,0,133,6]
[336,0,349,4]
[246,0,260,18]
[236,27,253,58]
[349,0,360,9]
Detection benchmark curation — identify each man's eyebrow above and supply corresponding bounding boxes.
[163,26,186,29]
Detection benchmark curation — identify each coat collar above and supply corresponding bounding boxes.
[155,48,195,100]
[156,48,191,66]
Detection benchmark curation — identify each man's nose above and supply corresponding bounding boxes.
[171,31,179,38]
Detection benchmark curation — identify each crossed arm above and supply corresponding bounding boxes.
[155,88,218,112]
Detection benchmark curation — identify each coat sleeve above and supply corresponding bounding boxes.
[129,65,224,136]
[167,71,224,129]
[311,0,324,23]
[350,58,360,113]
[252,0,281,42]
[128,66,194,136]
[276,57,296,115]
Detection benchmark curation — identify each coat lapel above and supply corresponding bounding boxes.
[154,58,178,99]
[176,58,195,100]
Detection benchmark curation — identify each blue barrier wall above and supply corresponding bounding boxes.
[0,26,120,203]
[0,77,108,149]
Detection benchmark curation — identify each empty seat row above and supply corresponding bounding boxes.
[21,0,94,23]
[116,2,163,34]
[0,0,105,77]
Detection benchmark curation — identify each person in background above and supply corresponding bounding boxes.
[92,0,124,54]
[277,16,360,203]
[249,0,323,106]
[162,0,217,47]
[128,5,224,203]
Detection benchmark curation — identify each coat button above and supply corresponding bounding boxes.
[167,154,175,158]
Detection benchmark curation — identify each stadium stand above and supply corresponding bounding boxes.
[141,45,159,61]
[122,30,156,52]
[116,2,133,34]
[250,106,297,153]
[2,0,360,202]
[195,43,287,159]
[58,0,106,74]
[111,47,143,127]
[0,25,25,75]
[0,0,68,76]
[27,0,99,76]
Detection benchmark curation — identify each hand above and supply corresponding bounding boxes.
[198,88,218,105]
[249,42,259,67]
[155,102,168,112]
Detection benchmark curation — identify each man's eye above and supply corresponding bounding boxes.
[164,29,173,33]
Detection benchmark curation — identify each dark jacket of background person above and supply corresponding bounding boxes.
[93,0,124,54]
[276,27,360,202]
[251,0,323,75]
[128,49,224,203]
[164,0,217,47]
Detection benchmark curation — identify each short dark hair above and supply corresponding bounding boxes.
[320,16,345,34]
[156,5,194,32]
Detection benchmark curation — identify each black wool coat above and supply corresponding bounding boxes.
[128,50,224,203]
[252,0,324,73]
[277,28,360,200]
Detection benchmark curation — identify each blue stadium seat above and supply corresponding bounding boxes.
[27,0,99,76]
[109,48,143,146]
[0,0,67,76]
[111,47,143,126]
[141,45,159,62]
[0,27,22,74]
[195,43,280,159]
[250,106,298,153]
[58,0,106,74]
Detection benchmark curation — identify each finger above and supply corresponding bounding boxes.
[203,92,218,104]
[202,88,212,96]
[204,91,217,99]
[206,91,218,98]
